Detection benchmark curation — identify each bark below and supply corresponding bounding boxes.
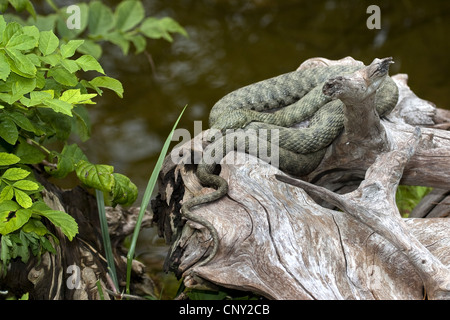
[152,57,450,300]
[0,171,154,300]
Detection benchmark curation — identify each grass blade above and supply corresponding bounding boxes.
[126,105,187,294]
[96,279,105,300]
[96,189,119,290]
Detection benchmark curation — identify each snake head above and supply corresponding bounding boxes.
[210,109,249,133]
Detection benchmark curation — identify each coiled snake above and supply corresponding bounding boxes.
[181,58,399,268]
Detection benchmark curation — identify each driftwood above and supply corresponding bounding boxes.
[152,57,450,300]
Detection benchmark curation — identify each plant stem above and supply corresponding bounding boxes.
[26,138,51,155]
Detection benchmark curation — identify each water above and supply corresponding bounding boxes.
[32,0,450,292]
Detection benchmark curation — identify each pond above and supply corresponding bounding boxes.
[37,0,450,295]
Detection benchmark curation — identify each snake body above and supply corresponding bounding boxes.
[181,62,399,268]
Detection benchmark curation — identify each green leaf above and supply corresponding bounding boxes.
[11,74,37,97]
[0,152,20,165]
[45,143,87,179]
[1,167,30,181]
[140,17,168,40]
[13,180,39,191]
[60,89,96,105]
[39,235,56,254]
[0,200,30,234]
[104,31,130,55]
[2,22,21,44]
[0,185,14,201]
[89,76,123,98]
[0,53,11,81]
[14,137,45,164]
[75,55,104,74]
[25,90,53,107]
[9,76,37,103]
[5,49,36,78]
[111,173,138,206]
[0,118,18,145]
[42,98,73,116]
[158,17,188,37]
[39,53,61,67]
[115,0,145,32]
[38,30,59,56]
[37,210,78,241]
[0,93,13,104]
[26,53,40,67]
[8,0,35,17]
[1,234,11,271]
[72,105,91,142]
[19,292,29,300]
[60,58,80,73]
[0,15,6,44]
[77,40,102,60]
[36,108,72,141]
[14,189,33,208]
[22,26,40,46]
[88,1,115,36]
[15,235,31,263]
[60,39,84,59]
[6,34,36,51]
[129,34,146,54]
[47,67,78,87]
[22,218,48,236]
[5,109,38,133]
[75,160,114,192]
[140,17,188,42]
[30,14,58,32]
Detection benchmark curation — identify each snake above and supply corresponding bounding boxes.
[180,59,399,269]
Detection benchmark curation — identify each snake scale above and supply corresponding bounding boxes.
[181,61,399,268]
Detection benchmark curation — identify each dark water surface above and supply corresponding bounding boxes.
[36,0,450,290]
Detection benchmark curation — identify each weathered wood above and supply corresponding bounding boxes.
[277,127,450,300]
[161,153,450,299]
[410,189,450,219]
[152,57,450,300]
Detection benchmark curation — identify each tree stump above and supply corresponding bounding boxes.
[152,57,450,300]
